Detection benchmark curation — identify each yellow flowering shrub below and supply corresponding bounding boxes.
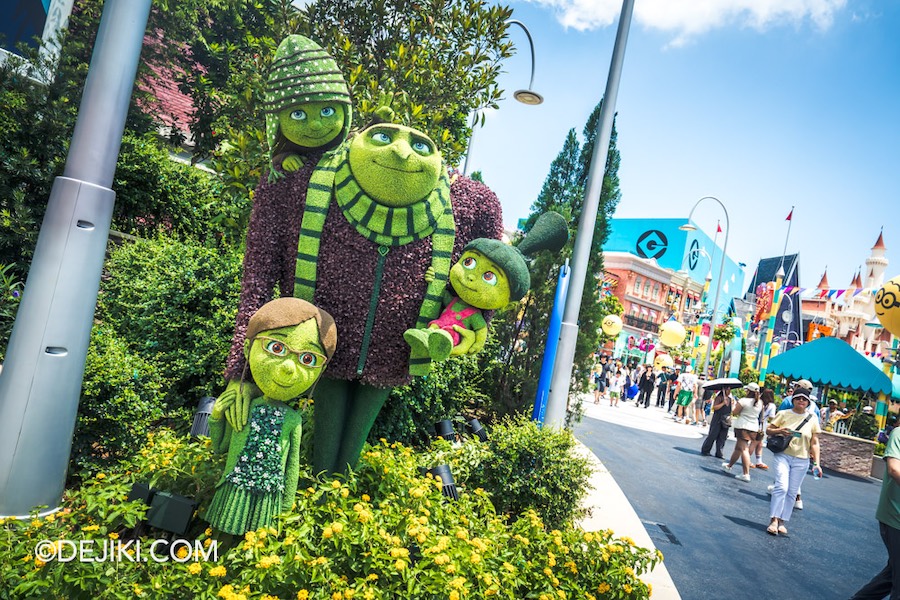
[0,429,656,599]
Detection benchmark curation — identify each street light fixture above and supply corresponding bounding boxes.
[679,196,730,377]
[462,19,542,175]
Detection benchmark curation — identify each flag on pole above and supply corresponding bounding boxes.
[786,209,793,221]
[716,221,722,233]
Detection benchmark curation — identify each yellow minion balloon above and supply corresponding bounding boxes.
[654,353,674,369]
[875,275,900,338]
[601,314,623,337]
[658,319,687,348]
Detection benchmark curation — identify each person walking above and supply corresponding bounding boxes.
[701,387,734,458]
[638,365,655,408]
[666,366,679,413]
[693,375,711,427]
[850,423,900,599]
[765,388,823,536]
[608,369,625,407]
[655,367,670,407]
[774,379,819,511]
[592,365,603,405]
[723,383,763,481]
[674,366,697,422]
[750,387,777,469]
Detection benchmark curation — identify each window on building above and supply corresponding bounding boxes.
[633,276,642,295]
[643,282,651,297]
[652,283,660,300]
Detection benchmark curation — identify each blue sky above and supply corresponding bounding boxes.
[464,0,900,291]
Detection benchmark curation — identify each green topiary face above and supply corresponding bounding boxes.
[247,319,327,402]
[450,249,511,310]
[348,124,442,207]
[278,102,347,150]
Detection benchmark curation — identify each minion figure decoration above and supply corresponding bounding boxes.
[875,275,900,338]
[206,298,337,535]
[404,211,568,374]
[222,100,504,475]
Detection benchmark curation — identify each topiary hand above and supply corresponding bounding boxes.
[217,379,258,431]
[450,325,476,355]
[424,266,435,283]
[282,154,304,172]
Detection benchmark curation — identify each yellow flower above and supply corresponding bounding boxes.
[209,565,227,577]
[257,555,282,569]
[503,562,515,572]
[434,554,450,565]
[34,558,46,568]
[341,488,350,498]
[583,532,594,543]
[323,527,334,539]
[108,532,119,540]
[132,584,143,596]
[597,583,610,594]
[540,595,550,600]
[217,585,235,598]
[331,480,341,489]
[83,524,100,532]
[455,529,468,540]
[449,577,466,590]
[623,584,633,594]
[363,590,375,600]
[394,559,406,571]
[261,596,279,600]
[362,494,371,502]
[344,590,355,599]
[30,519,41,528]
[544,567,553,577]
[96,473,106,480]
[445,564,456,574]
[187,562,202,575]
[205,528,213,536]
[244,531,257,543]
[357,510,372,524]
[204,538,212,548]
[297,591,309,600]
[176,546,189,559]
[332,522,344,534]
[332,592,342,600]
[470,553,481,564]
[449,592,460,600]
[44,513,56,523]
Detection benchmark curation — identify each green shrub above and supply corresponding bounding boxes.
[96,236,243,411]
[0,430,658,599]
[875,443,886,457]
[372,352,492,447]
[465,414,593,529]
[72,325,169,476]
[0,262,24,361]
[112,133,247,244]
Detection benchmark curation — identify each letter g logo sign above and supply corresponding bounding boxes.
[635,230,668,260]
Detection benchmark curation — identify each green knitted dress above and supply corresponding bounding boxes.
[205,397,303,535]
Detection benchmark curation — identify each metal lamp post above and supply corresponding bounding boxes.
[679,196,730,378]
[543,0,635,428]
[462,19,542,175]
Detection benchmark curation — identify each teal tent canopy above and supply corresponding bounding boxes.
[865,355,900,400]
[767,336,893,395]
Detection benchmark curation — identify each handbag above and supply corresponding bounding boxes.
[722,414,733,427]
[766,414,813,454]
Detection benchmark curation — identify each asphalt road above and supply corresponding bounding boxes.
[575,412,888,600]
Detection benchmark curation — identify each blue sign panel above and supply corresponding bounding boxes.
[604,218,745,320]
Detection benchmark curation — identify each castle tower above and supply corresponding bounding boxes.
[816,269,829,290]
[865,230,888,289]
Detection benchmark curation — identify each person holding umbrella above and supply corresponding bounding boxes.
[723,382,763,481]
[700,378,741,458]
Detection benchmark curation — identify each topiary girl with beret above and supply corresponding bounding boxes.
[206,297,337,536]
[404,211,568,374]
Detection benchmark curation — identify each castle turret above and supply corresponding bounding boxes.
[865,230,888,289]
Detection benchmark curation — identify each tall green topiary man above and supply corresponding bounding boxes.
[223,113,503,475]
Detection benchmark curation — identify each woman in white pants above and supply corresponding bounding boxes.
[765,390,823,536]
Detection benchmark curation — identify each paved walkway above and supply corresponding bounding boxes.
[575,394,707,600]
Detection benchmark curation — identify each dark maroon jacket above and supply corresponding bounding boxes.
[225,167,503,388]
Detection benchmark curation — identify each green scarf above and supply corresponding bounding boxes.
[295,148,456,328]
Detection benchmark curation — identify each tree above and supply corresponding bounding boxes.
[484,101,621,417]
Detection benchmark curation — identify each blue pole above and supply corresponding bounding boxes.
[533,261,570,424]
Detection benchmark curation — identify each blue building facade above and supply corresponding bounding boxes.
[604,218,746,321]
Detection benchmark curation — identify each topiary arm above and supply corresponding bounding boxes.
[282,422,303,513]
[207,411,232,455]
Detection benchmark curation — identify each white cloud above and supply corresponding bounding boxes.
[525,0,847,42]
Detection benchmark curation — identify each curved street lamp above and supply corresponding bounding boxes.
[462,19,542,175]
[679,196,730,377]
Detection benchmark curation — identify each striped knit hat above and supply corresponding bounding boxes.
[263,35,352,171]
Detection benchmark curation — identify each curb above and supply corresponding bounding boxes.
[574,440,681,599]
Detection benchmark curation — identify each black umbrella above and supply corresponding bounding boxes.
[702,377,744,391]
